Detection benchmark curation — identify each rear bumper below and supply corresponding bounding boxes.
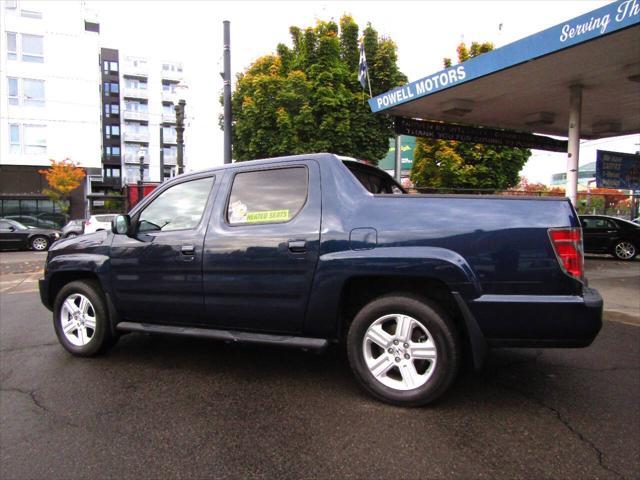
[469,287,603,348]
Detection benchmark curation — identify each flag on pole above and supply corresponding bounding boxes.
[358,39,372,98]
[358,40,368,89]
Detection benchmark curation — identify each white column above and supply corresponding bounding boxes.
[394,134,402,183]
[566,85,582,206]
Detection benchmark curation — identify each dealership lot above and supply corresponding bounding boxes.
[1,251,638,479]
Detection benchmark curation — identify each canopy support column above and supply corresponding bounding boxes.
[394,134,402,183]
[566,84,582,206]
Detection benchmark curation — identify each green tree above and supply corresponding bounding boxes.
[229,15,407,163]
[411,41,531,190]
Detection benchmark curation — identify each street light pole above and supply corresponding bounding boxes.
[138,149,145,205]
[175,99,185,175]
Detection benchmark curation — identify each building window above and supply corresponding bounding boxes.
[163,165,176,180]
[125,165,150,182]
[104,166,121,178]
[5,0,17,9]
[7,32,17,60]
[125,99,148,112]
[23,125,47,154]
[104,103,119,117]
[104,82,119,95]
[105,146,121,157]
[162,82,176,92]
[103,60,118,73]
[105,125,120,139]
[23,79,45,106]
[8,78,19,105]
[9,124,21,153]
[21,34,44,63]
[125,121,148,135]
[125,78,147,90]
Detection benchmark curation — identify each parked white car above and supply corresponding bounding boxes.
[84,214,117,234]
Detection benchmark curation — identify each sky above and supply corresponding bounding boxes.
[93,0,639,183]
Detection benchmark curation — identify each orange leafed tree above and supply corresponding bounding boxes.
[38,158,86,214]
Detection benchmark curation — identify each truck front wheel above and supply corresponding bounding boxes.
[347,294,460,407]
[53,280,117,356]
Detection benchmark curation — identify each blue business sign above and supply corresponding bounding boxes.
[369,0,640,113]
[595,150,640,190]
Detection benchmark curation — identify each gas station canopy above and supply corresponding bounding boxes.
[369,0,640,202]
[369,1,640,140]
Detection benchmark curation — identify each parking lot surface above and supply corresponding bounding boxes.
[1,251,639,479]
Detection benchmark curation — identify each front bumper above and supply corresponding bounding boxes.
[469,287,603,348]
[39,277,52,311]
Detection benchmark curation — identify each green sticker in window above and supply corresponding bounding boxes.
[246,209,290,223]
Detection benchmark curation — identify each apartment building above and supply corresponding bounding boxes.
[95,49,186,200]
[0,0,102,223]
[1,0,188,223]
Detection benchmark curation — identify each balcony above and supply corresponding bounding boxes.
[162,69,183,82]
[161,90,177,103]
[123,88,148,100]
[162,112,176,123]
[163,154,177,165]
[123,110,149,121]
[100,176,122,188]
[123,131,150,143]
[122,60,149,78]
[123,153,150,164]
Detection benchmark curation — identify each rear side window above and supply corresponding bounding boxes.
[95,215,115,222]
[138,176,214,232]
[227,167,308,225]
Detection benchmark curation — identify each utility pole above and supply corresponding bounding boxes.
[159,126,164,181]
[175,99,185,175]
[137,149,145,205]
[223,20,232,164]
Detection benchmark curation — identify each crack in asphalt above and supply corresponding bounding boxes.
[485,352,627,480]
[1,387,48,413]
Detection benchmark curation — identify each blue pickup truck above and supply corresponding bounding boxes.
[39,154,602,406]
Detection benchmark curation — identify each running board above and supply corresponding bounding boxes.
[116,321,329,351]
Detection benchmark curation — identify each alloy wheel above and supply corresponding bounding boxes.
[31,237,48,251]
[60,293,97,347]
[615,241,636,260]
[362,314,437,391]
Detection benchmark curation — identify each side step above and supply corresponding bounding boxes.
[116,321,329,351]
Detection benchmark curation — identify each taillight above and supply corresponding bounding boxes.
[85,220,91,226]
[548,227,584,281]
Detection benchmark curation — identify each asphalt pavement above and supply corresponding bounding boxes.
[1,251,639,479]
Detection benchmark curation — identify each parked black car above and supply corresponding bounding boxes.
[0,218,61,251]
[579,215,640,260]
[61,219,85,238]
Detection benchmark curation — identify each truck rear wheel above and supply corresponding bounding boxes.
[347,294,460,407]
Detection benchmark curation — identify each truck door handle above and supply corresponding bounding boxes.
[181,245,195,255]
[288,240,306,253]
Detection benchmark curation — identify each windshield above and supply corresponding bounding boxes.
[343,161,405,194]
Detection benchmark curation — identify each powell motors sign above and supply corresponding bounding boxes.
[369,0,640,113]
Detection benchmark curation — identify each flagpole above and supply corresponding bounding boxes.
[366,72,372,99]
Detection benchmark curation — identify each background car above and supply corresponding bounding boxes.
[0,218,61,251]
[61,219,85,238]
[4,214,58,229]
[83,214,117,234]
[579,214,640,261]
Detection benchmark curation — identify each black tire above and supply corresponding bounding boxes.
[29,235,50,251]
[612,240,637,261]
[347,294,460,407]
[53,280,117,356]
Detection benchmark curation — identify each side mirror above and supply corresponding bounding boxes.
[112,215,132,235]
